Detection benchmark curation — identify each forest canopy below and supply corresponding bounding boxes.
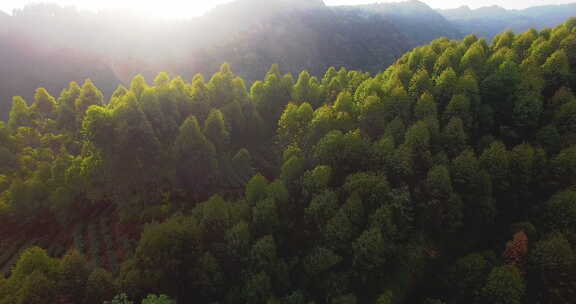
[0,16,575,304]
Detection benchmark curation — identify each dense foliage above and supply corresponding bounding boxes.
[0,18,576,304]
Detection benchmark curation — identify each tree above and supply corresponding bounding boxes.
[542,189,576,231]
[305,190,339,229]
[173,116,218,195]
[513,92,543,131]
[8,96,32,130]
[414,93,438,121]
[251,65,293,125]
[232,148,254,180]
[529,233,575,275]
[334,91,354,114]
[139,88,168,142]
[303,247,342,277]
[207,63,236,108]
[85,268,117,304]
[243,271,272,304]
[344,172,390,212]
[452,150,495,229]
[303,165,332,197]
[56,81,81,131]
[11,247,57,283]
[32,88,56,117]
[555,100,576,138]
[444,253,491,302]
[121,216,200,299]
[324,208,357,252]
[376,290,393,304]
[16,270,57,304]
[110,85,129,104]
[58,249,90,301]
[353,227,388,273]
[141,294,175,304]
[76,79,104,116]
[542,49,571,89]
[110,92,163,192]
[479,141,510,196]
[444,94,472,129]
[503,232,529,270]
[388,86,413,122]
[203,109,230,152]
[434,68,458,105]
[314,130,370,179]
[293,71,322,106]
[130,75,149,99]
[550,146,576,187]
[443,117,467,157]
[246,174,269,204]
[509,144,539,203]
[278,103,313,147]
[359,96,387,138]
[82,105,114,153]
[408,69,433,99]
[461,41,487,73]
[252,198,280,236]
[109,293,134,304]
[421,165,459,231]
[480,265,525,304]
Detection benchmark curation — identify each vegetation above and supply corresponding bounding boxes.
[0,16,575,304]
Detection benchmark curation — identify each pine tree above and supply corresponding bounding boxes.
[174,116,218,195]
[76,79,104,116]
[203,109,230,152]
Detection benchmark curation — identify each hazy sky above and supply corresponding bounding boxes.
[1,0,575,19]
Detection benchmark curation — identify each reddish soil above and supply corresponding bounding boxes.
[0,202,145,275]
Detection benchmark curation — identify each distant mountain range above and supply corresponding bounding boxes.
[335,0,462,45]
[0,0,574,118]
[439,3,576,38]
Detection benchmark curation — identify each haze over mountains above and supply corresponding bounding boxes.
[0,0,574,118]
[439,2,576,38]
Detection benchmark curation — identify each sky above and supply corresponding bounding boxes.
[0,0,575,19]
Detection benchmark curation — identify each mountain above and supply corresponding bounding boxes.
[191,6,413,81]
[440,3,576,39]
[337,0,462,45]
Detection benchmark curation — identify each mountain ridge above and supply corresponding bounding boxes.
[440,2,576,38]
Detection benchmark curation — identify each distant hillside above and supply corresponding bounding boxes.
[440,3,576,39]
[192,5,413,81]
[337,0,462,45]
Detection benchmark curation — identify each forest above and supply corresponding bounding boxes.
[0,14,575,304]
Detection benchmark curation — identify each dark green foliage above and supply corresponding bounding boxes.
[85,268,117,304]
[76,79,104,116]
[8,97,32,131]
[204,109,230,152]
[173,116,218,194]
[58,249,90,300]
[480,265,525,304]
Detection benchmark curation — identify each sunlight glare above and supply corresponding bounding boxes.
[1,0,236,19]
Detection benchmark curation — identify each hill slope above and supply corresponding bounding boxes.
[440,3,576,38]
[337,0,462,45]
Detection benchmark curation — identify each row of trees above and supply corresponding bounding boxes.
[0,17,575,304]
